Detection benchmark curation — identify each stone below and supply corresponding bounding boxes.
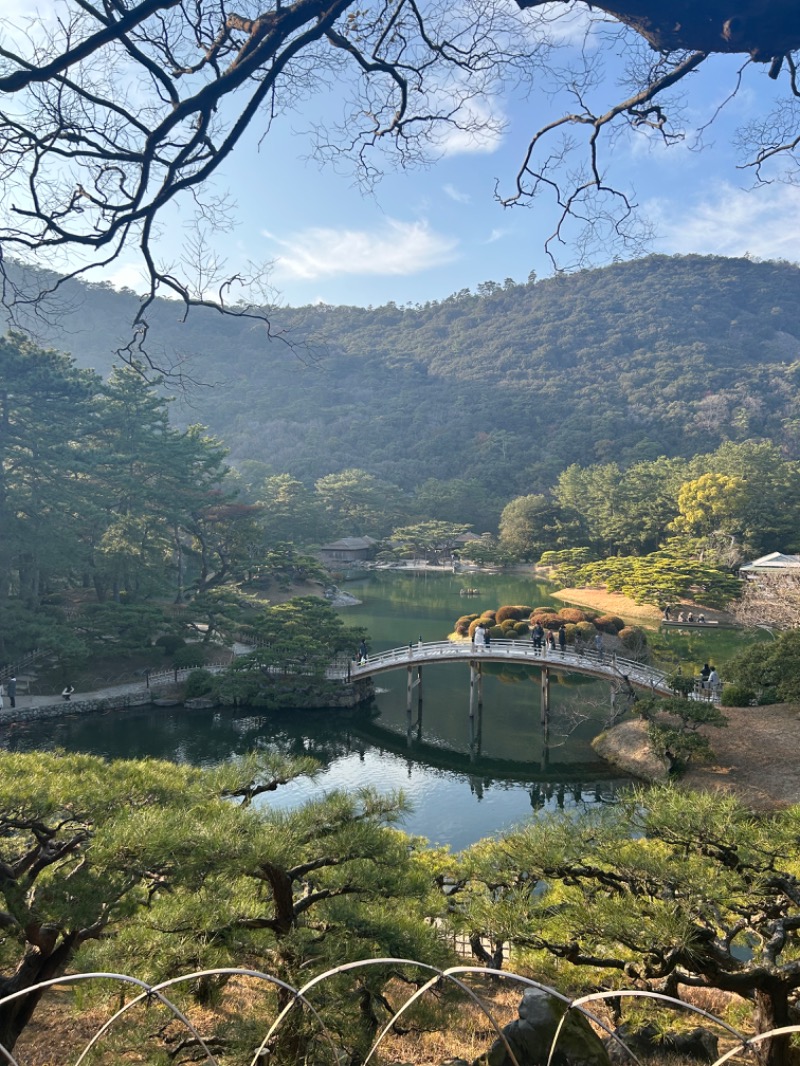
[604,1023,718,1064]
[473,987,611,1066]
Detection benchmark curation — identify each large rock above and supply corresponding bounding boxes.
[473,987,611,1066]
[591,719,670,782]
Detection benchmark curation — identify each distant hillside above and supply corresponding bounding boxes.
[9,254,800,509]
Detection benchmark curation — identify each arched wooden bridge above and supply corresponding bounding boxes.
[349,639,673,719]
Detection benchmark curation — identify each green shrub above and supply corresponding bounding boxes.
[575,620,596,641]
[667,670,694,697]
[155,634,186,656]
[488,625,504,639]
[563,623,578,644]
[720,683,755,707]
[558,607,586,624]
[183,668,214,700]
[480,610,497,621]
[513,621,530,635]
[173,645,206,669]
[456,614,479,628]
[496,605,525,624]
[595,614,625,633]
[535,612,562,630]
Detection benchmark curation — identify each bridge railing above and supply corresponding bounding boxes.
[352,639,672,692]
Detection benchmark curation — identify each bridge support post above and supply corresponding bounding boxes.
[541,666,550,725]
[407,665,413,715]
[469,662,481,718]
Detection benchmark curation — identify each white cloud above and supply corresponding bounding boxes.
[433,93,506,156]
[443,183,471,204]
[528,0,596,46]
[104,262,149,293]
[264,219,460,281]
[649,182,800,263]
[486,227,509,244]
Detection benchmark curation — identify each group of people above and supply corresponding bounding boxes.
[663,605,706,624]
[472,622,492,649]
[0,676,75,707]
[531,622,606,660]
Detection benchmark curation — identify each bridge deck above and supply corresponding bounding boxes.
[351,639,672,695]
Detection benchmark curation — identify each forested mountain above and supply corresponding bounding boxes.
[11,254,800,523]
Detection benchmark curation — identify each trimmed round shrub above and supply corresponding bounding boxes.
[155,633,186,656]
[558,607,586,624]
[563,623,579,644]
[535,612,562,630]
[183,668,214,700]
[618,626,647,650]
[456,614,479,628]
[468,619,484,639]
[513,621,530,635]
[496,605,525,624]
[595,614,626,633]
[488,625,503,639]
[530,606,556,618]
[720,683,755,707]
[173,645,206,669]
[575,620,597,641]
[480,610,497,621]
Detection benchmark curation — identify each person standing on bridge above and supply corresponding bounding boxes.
[594,632,604,662]
[473,623,486,650]
[484,625,491,650]
[358,639,369,665]
[558,624,566,656]
[531,621,544,655]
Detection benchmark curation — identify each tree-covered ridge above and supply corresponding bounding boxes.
[9,254,800,522]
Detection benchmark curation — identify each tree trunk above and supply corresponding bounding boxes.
[0,938,78,1053]
[752,983,793,1066]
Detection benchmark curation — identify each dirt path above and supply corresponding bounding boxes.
[681,703,800,809]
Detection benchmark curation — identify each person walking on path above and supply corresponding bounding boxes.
[594,632,604,662]
[7,676,16,708]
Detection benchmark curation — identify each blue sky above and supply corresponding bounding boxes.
[211,41,800,309]
[13,0,800,311]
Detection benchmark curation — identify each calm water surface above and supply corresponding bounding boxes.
[4,571,751,850]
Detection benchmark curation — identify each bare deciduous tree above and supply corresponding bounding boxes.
[0,0,798,353]
[734,570,800,629]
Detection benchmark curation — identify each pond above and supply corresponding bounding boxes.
[2,571,756,851]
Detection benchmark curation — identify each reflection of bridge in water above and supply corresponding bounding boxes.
[348,639,673,771]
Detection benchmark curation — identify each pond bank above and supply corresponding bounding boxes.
[594,705,800,810]
[553,586,737,627]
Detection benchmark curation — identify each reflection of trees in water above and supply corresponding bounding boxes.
[1,706,372,770]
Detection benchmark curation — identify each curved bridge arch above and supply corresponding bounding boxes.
[350,639,672,697]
